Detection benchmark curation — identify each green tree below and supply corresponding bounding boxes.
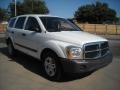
[74,2,118,24]
[9,0,49,17]
[0,7,8,22]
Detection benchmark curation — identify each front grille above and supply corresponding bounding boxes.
[101,48,109,56]
[85,44,99,51]
[84,41,109,59]
[85,51,100,58]
[101,42,109,49]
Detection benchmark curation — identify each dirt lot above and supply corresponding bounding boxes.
[0,37,120,90]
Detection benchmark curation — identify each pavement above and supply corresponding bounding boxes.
[99,35,120,40]
[0,33,5,38]
[0,34,120,90]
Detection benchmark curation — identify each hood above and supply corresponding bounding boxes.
[48,31,107,45]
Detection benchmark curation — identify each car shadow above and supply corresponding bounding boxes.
[0,46,93,82]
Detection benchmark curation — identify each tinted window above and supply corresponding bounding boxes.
[25,17,41,32]
[40,17,81,32]
[15,17,26,29]
[9,18,16,27]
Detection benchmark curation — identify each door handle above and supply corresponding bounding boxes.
[22,33,26,36]
[11,31,14,34]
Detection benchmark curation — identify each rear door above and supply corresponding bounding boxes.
[13,16,27,53]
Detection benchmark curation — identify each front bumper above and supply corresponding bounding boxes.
[60,51,112,73]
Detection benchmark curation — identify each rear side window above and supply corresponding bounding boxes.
[15,17,26,29]
[9,18,16,28]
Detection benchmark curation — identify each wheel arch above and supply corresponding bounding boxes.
[6,37,13,45]
[40,48,59,60]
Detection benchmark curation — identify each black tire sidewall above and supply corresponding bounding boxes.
[42,51,62,81]
[8,41,15,56]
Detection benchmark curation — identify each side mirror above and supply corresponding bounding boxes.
[34,27,40,32]
[31,26,40,32]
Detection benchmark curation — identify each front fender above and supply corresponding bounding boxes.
[39,40,73,59]
[43,40,67,58]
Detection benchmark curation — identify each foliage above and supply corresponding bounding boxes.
[0,7,8,22]
[9,0,49,17]
[74,2,118,24]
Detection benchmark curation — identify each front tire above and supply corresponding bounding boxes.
[42,51,62,81]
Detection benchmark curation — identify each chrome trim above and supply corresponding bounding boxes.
[83,41,109,59]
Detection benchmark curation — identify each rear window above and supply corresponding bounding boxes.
[15,17,26,29]
[8,18,16,28]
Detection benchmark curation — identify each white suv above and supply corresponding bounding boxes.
[6,14,112,80]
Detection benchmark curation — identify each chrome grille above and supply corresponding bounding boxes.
[84,42,109,59]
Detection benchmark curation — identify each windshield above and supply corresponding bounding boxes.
[40,17,82,32]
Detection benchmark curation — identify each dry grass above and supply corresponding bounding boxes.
[77,23,120,35]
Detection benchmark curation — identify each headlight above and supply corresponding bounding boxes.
[66,46,82,59]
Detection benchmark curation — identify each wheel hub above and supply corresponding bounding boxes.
[44,57,56,77]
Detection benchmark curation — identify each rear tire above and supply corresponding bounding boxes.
[42,51,62,81]
[8,40,16,57]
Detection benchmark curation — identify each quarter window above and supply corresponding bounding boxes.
[15,17,26,29]
[9,18,16,28]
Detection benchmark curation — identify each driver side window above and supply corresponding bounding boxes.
[25,17,41,32]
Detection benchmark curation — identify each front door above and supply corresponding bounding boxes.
[21,17,42,58]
